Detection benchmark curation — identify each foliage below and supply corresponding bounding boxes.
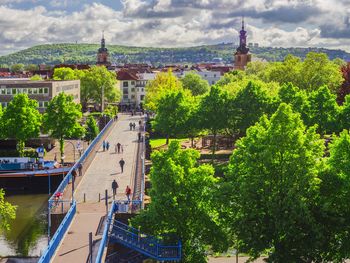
[227,81,277,137]
[132,141,228,262]
[30,74,43,81]
[10,63,24,73]
[85,115,99,142]
[249,53,343,92]
[152,89,193,144]
[103,105,118,118]
[80,66,118,109]
[2,94,42,156]
[340,95,350,130]
[43,93,84,160]
[1,43,350,65]
[24,64,39,72]
[53,67,78,80]
[337,62,350,104]
[181,72,210,96]
[0,189,16,231]
[305,86,340,135]
[145,70,182,111]
[198,85,230,156]
[224,103,324,262]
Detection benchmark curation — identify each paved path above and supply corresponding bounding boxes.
[52,114,143,263]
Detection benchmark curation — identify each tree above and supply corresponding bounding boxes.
[144,70,182,111]
[0,189,16,231]
[132,141,228,263]
[225,103,324,262]
[10,63,24,73]
[315,131,350,261]
[53,67,77,80]
[80,66,118,110]
[2,94,42,156]
[300,52,343,92]
[181,72,209,96]
[43,93,84,161]
[305,86,340,135]
[24,64,39,72]
[340,95,350,130]
[30,74,43,81]
[152,89,193,144]
[337,62,350,104]
[198,85,230,157]
[85,115,99,142]
[228,81,277,138]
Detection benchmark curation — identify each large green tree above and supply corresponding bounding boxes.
[85,115,99,142]
[305,86,340,135]
[132,141,227,262]
[152,89,193,144]
[145,70,182,111]
[53,67,78,80]
[198,85,230,156]
[2,94,42,156]
[80,66,118,110]
[0,189,16,231]
[43,93,84,162]
[181,72,210,96]
[224,103,324,262]
[10,63,24,73]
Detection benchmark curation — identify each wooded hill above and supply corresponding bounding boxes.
[0,43,349,65]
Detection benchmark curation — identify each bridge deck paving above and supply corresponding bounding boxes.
[52,114,143,263]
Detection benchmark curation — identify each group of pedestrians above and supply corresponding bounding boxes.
[102,140,110,151]
[112,180,131,201]
[129,122,136,130]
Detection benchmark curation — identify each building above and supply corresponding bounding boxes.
[0,80,80,112]
[234,18,252,70]
[117,70,156,109]
[97,32,111,67]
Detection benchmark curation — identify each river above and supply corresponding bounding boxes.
[0,194,48,257]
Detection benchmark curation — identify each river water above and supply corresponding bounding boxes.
[0,194,48,257]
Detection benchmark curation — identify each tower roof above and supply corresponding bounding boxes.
[98,30,108,53]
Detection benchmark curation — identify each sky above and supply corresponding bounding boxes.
[0,0,350,55]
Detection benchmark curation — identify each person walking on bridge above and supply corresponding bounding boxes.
[125,185,131,202]
[116,142,121,153]
[119,158,125,173]
[112,180,119,200]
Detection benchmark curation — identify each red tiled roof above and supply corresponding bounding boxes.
[117,70,139,81]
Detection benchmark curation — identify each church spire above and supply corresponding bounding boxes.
[101,30,105,49]
[242,16,245,30]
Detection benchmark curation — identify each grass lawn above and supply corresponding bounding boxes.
[150,138,188,149]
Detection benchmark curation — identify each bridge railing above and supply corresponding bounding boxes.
[109,220,182,261]
[49,119,114,209]
[38,201,76,263]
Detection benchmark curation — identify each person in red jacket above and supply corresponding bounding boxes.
[125,185,131,202]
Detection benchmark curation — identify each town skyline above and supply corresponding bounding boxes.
[1,0,350,56]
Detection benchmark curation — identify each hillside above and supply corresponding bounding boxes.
[0,43,349,65]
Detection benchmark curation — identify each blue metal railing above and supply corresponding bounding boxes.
[49,119,114,209]
[39,201,77,263]
[95,201,116,263]
[109,220,181,261]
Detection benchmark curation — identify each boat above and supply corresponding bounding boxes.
[0,157,73,193]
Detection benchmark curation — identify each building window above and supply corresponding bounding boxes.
[1,102,7,107]
[131,88,135,92]
[214,74,217,78]
[12,88,16,95]
[140,95,145,101]
[33,88,38,94]
[131,95,135,99]
[131,81,135,85]
[44,101,49,107]
[123,88,128,94]
[6,89,11,95]
[123,95,129,100]
[38,88,43,94]
[28,88,33,94]
[123,81,128,87]
[44,88,49,94]
[212,81,215,85]
[0,88,5,95]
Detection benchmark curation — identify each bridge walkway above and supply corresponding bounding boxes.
[52,114,144,263]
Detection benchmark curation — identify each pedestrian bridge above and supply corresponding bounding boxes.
[38,114,182,263]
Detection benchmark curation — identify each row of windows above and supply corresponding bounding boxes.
[1,100,49,108]
[0,87,49,96]
[56,84,78,92]
[122,95,145,101]
[123,87,144,94]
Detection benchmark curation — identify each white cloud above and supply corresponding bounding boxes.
[0,0,350,56]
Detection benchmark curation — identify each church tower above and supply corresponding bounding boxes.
[234,18,251,70]
[97,31,111,66]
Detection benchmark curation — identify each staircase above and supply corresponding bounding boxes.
[109,221,181,262]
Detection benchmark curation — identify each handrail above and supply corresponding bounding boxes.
[95,201,116,263]
[49,118,114,208]
[38,201,77,263]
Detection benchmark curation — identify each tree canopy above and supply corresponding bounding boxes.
[43,93,84,161]
[0,189,16,231]
[2,94,42,156]
[132,141,227,262]
[181,72,210,96]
